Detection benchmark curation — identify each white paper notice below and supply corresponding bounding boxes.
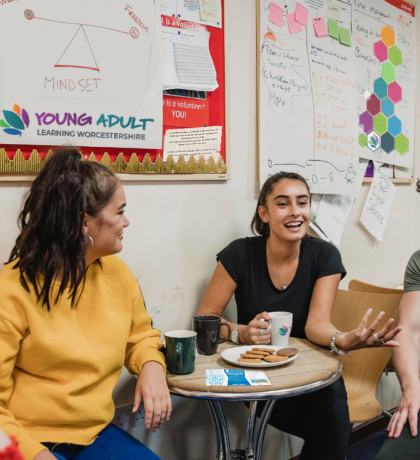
[162,26,218,91]
[199,0,222,24]
[176,0,222,28]
[314,194,354,247]
[360,168,396,242]
[163,126,222,160]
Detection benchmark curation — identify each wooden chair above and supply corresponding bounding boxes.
[331,289,402,423]
[348,279,403,295]
[348,280,403,373]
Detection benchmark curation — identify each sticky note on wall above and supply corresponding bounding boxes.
[286,12,303,34]
[295,3,309,27]
[313,17,328,37]
[339,26,351,46]
[269,2,283,27]
[327,18,339,39]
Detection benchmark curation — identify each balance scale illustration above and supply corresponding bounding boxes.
[24,9,139,72]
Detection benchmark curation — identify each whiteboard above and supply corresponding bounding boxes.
[257,0,416,194]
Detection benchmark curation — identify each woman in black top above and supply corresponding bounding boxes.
[197,171,401,459]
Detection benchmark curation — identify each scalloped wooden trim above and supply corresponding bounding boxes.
[0,149,227,175]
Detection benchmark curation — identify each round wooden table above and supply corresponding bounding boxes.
[166,337,341,460]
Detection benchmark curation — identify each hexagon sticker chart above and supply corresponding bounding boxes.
[359,25,409,157]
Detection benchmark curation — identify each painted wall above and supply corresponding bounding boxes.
[0,1,418,458]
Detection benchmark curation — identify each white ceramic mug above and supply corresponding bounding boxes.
[269,312,293,347]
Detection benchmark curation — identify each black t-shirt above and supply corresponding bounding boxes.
[217,236,346,338]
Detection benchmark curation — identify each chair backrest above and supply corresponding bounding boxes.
[348,279,403,295]
[331,289,402,423]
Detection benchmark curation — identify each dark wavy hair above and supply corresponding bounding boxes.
[7,147,119,310]
[251,171,310,237]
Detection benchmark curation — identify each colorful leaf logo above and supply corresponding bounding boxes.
[278,325,289,336]
[0,104,29,136]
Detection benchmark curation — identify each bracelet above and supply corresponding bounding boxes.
[330,331,350,357]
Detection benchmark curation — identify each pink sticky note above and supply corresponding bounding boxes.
[286,12,303,34]
[269,2,284,27]
[295,2,309,27]
[312,17,328,37]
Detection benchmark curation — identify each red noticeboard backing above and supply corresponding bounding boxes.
[0,1,226,178]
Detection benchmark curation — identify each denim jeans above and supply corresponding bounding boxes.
[43,424,160,460]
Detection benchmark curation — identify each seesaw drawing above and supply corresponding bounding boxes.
[24,9,139,72]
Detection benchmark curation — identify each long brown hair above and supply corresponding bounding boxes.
[251,172,310,237]
[8,147,119,310]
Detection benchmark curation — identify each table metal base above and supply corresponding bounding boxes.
[207,399,277,460]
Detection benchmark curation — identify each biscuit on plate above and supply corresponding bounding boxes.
[253,347,275,353]
[245,350,267,357]
[249,349,271,356]
[240,353,264,359]
[263,355,288,363]
[238,357,262,363]
[276,347,298,357]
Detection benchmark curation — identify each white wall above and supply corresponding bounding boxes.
[0,1,418,458]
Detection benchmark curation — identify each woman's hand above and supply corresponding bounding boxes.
[387,383,420,438]
[337,308,401,351]
[133,361,172,432]
[239,312,272,344]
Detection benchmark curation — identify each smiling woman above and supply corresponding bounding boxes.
[0,147,170,460]
[196,171,401,460]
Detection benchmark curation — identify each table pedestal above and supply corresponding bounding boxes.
[167,339,341,460]
[207,399,278,460]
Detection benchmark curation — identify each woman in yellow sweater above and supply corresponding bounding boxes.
[0,148,171,460]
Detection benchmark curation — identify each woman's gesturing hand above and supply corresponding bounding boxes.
[240,312,272,344]
[337,308,401,351]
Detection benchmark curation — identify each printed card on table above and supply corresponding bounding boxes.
[206,369,271,386]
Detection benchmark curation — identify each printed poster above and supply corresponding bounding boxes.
[0,0,163,148]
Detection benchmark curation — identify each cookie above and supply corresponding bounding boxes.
[245,350,269,356]
[238,357,262,363]
[240,353,265,359]
[253,347,275,353]
[249,349,271,356]
[263,355,288,363]
[276,347,298,357]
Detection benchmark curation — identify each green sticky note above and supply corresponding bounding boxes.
[328,18,339,40]
[339,26,351,46]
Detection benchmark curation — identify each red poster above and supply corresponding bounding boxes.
[385,0,415,17]
[163,95,209,128]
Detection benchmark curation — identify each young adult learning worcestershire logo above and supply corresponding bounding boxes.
[0,104,30,136]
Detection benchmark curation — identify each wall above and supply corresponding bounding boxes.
[0,1,418,458]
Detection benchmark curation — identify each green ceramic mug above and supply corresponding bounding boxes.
[164,330,197,375]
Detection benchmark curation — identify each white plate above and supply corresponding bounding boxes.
[221,345,298,368]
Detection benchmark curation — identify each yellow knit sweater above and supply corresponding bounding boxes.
[0,256,165,459]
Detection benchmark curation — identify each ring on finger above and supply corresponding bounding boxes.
[259,328,264,336]
[373,333,385,345]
